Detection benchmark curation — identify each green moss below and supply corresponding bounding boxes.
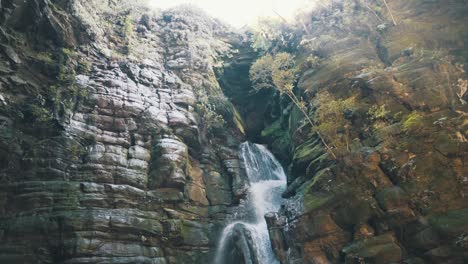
[293,138,324,164]
[60,48,79,72]
[77,59,92,74]
[368,104,390,121]
[124,15,134,37]
[67,143,87,161]
[306,152,329,174]
[208,95,245,134]
[261,119,283,138]
[298,169,336,211]
[433,132,459,156]
[20,42,54,64]
[402,111,424,132]
[303,193,334,212]
[261,119,291,160]
[49,47,90,114]
[232,108,245,135]
[429,209,468,236]
[29,104,54,123]
[344,239,402,263]
[34,52,54,64]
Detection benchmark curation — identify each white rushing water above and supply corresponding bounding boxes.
[214,142,287,264]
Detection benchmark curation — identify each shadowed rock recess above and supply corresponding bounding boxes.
[0,0,467,264]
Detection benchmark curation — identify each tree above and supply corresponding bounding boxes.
[250,53,338,160]
[249,54,274,90]
[250,18,284,52]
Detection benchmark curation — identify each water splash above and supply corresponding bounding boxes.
[214,142,287,264]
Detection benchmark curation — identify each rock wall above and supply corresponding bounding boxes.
[249,1,468,263]
[0,1,247,263]
[0,0,467,264]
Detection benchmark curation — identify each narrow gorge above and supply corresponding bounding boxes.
[215,142,287,264]
[0,0,467,264]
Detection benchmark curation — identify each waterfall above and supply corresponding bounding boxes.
[214,142,287,264]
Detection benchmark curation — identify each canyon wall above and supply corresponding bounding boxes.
[0,1,248,263]
[234,1,467,263]
[0,0,467,264]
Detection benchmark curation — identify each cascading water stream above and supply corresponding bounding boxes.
[214,142,287,264]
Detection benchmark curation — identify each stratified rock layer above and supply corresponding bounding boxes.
[0,1,246,263]
[250,1,467,263]
[0,0,467,264]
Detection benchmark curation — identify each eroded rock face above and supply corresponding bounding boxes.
[0,1,246,263]
[257,1,468,263]
[1,0,467,263]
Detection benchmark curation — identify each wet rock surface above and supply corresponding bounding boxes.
[0,1,246,263]
[0,0,467,263]
[251,1,468,263]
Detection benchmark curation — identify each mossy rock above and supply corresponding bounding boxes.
[180,220,211,246]
[292,138,326,173]
[298,168,333,194]
[303,193,335,213]
[332,197,375,228]
[261,119,284,138]
[428,209,468,237]
[342,233,402,264]
[261,119,291,161]
[376,187,408,211]
[305,152,329,177]
[433,132,460,157]
[295,213,342,240]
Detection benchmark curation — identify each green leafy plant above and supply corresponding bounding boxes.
[208,95,245,134]
[29,104,54,123]
[368,104,390,121]
[52,48,90,113]
[124,15,133,36]
[250,53,337,159]
[78,59,92,74]
[316,92,358,154]
[194,88,226,133]
[67,143,87,160]
[249,54,274,90]
[196,101,225,133]
[250,52,296,93]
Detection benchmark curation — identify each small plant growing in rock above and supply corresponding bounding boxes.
[194,89,226,134]
[402,112,424,133]
[77,59,92,74]
[368,104,390,121]
[67,143,87,161]
[305,55,322,69]
[29,104,54,123]
[196,101,225,129]
[316,92,358,154]
[123,15,134,37]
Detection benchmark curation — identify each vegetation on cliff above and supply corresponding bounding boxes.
[236,0,468,263]
[0,0,467,264]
